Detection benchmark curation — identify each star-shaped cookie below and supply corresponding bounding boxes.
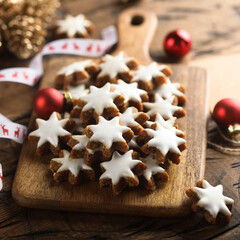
[56,14,94,38]
[99,150,146,194]
[143,94,185,119]
[186,180,234,224]
[84,116,133,157]
[153,78,186,105]
[141,155,168,190]
[98,52,133,79]
[96,52,137,86]
[132,62,171,91]
[119,107,149,134]
[68,134,89,158]
[80,83,119,114]
[28,112,72,155]
[141,121,186,164]
[51,150,95,184]
[78,83,123,123]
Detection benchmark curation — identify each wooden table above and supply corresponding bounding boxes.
[0,0,239,239]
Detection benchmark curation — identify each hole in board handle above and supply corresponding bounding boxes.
[131,15,144,25]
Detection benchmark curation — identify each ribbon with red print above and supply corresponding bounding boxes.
[0,114,27,191]
[0,25,118,86]
[0,114,27,144]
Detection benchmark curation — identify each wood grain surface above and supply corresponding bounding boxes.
[12,8,208,217]
[0,0,240,239]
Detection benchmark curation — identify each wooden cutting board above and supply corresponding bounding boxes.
[12,8,209,217]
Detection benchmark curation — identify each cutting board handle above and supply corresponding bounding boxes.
[116,8,158,64]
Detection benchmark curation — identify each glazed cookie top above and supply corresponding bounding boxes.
[67,84,89,99]
[144,123,186,156]
[98,52,133,79]
[52,150,93,176]
[111,80,147,103]
[119,107,142,128]
[100,150,142,185]
[29,112,70,147]
[153,79,184,102]
[86,116,131,148]
[56,14,93,37]
[194,180,234,218]
[128,136,139,149]
[64,111,85,133]
[132,62,166,82]
[143,94,183,119]
[58,60,96,77]
[71,135,89,150]
[152,113,184,136]
[153,113,176,128]
[141,155,165,180]
[80,83,119,114]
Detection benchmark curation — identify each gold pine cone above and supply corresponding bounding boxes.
[24,0,60,27]
[0,0,25,23]
[4,15,46,59]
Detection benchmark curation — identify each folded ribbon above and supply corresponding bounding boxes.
[0,114,28,144]
[0,25,118,86]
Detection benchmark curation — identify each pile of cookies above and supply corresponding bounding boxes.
[28,51,187,195]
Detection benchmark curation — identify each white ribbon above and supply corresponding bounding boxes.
[0,25,118,86]
[0,113,28,191]
[0,114,28,144]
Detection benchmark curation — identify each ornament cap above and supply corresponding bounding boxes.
[228,124,240,135]
[63,92,72,105]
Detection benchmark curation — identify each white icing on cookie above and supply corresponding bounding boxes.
[119,107,141,128]
[68,84,89,99]
[141,155,165,180]
[143,94,183,118]
[153,113,184,136]
[29,112,70,147]
[153,78,183,102]
[111,80,147,103]
[88,116,131,148]
[56,14,92,37]
[71,135,89,150]
[194,180,234,218]
[132,62,166,82]
[58,60,95,76]
[154,113,176,127]
[80,83,119,114]
[52,150,93,176]
[144,124,186,156]
[98,52,133,79]
[64,111,85,133]
[128,136,139,149]
[86,147,98,155]
[100,150,141,185]
[145,120,155,128]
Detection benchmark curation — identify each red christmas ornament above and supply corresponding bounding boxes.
[33,88,64,119]
[212,98,240,129]
[164,29,191,59]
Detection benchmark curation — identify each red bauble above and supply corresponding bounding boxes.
[33,88,64,119]
[164,29,191,59]
[212,98,240,129]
